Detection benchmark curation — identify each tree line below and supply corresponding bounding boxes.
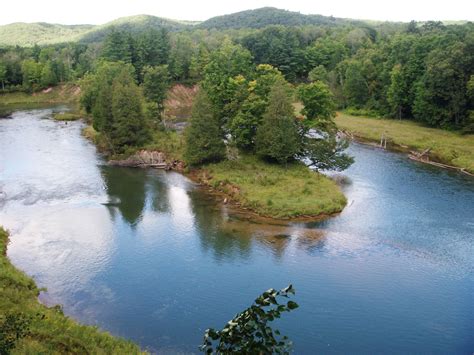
[1,20,473,132]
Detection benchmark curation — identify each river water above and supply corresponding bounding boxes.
[0,108,473,354]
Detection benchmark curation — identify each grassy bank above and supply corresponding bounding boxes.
[0,84,80,106]
[192,155,346,219]
[0,227,143,354]
[335,113,474,174]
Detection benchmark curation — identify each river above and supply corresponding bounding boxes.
[0,108,473,354]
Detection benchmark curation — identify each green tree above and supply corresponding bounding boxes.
[189,44,210,81]
[0,61,6,90]
[102,29,132,63]
[202,39,254,122]
[142,65,170,121]
[184,89,226,166]
[305,38,348,71]
[40,60,57,88]
[110,69,150,152]
[228,65,286,151]
[21,59,42,92]
[298,131,354,171]
[413,43,470,127]
[200,285,298,354]
[308,65,328,83]
[387,64,406,119]
[256,84,300,164]
[168,34,193,81]
[297,81,336,129]
[342,60,369,108]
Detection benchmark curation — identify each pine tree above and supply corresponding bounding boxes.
[110,69,150,152]
[142,65,170,117]
[255,84,300,164]
[184,89,226,166]
[102,29,132,63]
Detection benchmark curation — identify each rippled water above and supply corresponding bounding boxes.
[1,108,473,354]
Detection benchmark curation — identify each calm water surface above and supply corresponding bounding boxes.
[0,108,473,354]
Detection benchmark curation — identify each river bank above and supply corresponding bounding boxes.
[81,124,347,220]
[335,112,474,175]
[189,155,347,220]
[0,227,144,354]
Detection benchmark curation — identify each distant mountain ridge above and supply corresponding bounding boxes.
[0,7,465,47]
[0,14,192,46]
[196,7,360,29]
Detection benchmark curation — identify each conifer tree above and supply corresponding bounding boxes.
[255,84,300,164]
[184,89,226,166]
[110,69,150,152]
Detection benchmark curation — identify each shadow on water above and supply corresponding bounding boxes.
[1,109,473,354]
[101,166,148,227]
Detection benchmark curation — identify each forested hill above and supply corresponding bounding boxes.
[0,15,192,46]
[197,7,359,29]
[0,7,370,46]
[0,23,94,46]
[79,15,195,43]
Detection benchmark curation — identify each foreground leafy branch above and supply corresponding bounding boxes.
[200,285,298,354]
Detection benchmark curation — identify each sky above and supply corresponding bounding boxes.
[1,0,473,25]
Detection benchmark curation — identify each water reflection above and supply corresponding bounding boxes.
[101,166,148,226]
[2,109,473,354]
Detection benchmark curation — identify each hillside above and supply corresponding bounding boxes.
[0,15,192,46]
[0,22,93,46]
[197,7,360,29]
[79,14,194,43]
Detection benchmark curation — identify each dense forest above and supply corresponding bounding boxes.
[1,7,473,136]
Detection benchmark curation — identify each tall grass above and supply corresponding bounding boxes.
[0,227,144,354]
[335,113,474,173]
[196,155,346,219]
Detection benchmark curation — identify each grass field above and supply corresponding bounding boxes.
[0,227,143,354]
[335,113,474,174]
[193,155,346,219]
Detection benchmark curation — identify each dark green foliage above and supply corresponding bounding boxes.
[200,285,298,354]
[413,42,472,128]
[227,65,285,151]
[308,65,328,83]
[387,64,406,119]
[110,71,150,152]
[101,29,133,63]
[241,26,305,81]
[142,65,170,118]
[0,313,32,354]
[20,59,42,91]
[80,61,149,153]
[297,81,336,128]
[202,39,254,122]
[198,7,359,29]
[305,38,348,71]
[1,8,473,132]
[40,60,58,87]
[0,61,6,90]
[298,131,354,171]
[168,34,194,81]
[184,89,226,166]
[256,84,300,164]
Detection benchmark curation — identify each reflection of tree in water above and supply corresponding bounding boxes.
[101,166,148,226]
[293,230,326,255]
[187,189,253,261]
[146,171,170,213]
